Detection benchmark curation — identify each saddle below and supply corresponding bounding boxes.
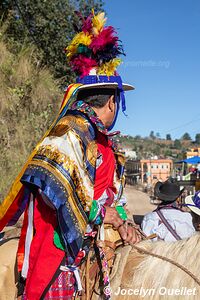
[78,224,154,299]
[78,225,123,299]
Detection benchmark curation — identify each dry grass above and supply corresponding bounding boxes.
[0,32,62,201]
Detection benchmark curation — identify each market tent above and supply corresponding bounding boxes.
[177,156,200,164]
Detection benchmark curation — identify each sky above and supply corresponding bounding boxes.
[104,0,200,140]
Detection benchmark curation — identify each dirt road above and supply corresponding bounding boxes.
[124,185,155,216]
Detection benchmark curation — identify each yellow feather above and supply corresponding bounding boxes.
[92,11,107,35]
[97,59,122,76]
[66,32,92,58]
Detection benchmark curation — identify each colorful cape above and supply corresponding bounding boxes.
[0,83,126,261]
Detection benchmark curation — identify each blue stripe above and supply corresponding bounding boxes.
[21,165,87,261]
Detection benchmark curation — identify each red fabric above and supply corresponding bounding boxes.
[24,194,65,300]
[0,185,25,231]
[44,250,85,298]
[44,270,75,299]
[94,132,116,202]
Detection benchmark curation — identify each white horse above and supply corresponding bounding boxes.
[110,233,200,300]
[1,232,200,300]
[0,238,19,300]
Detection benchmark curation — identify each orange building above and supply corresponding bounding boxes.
[141,159,173,184]
[186,147,200,159]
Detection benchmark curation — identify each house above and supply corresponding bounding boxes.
[186,147,200,159]
[124,149,137,159]
[141,159,173,184]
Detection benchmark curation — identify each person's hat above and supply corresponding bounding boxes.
[185,191,200,216]
[75,81,134,92]
[154,180,183,202]
[65,10,134,114]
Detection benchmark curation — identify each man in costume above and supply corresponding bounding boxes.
[0,11,140,299]
[142,180,195,241]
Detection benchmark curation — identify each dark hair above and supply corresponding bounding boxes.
[77,88,117,108]
[158,200,176,207]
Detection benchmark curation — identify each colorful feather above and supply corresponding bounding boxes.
[74,11,93,33]
[95,43,125,64]
[90,26,118,53]
[66,32,92,58]
[77,44,92,57]
[66,10,125,77]
[70,55,97,77]
[92,11,107,36]
[97,58,121,76]
[82,14,93,33]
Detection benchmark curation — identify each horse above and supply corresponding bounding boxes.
[110,233,200,300]
[1,230,200,300]
[0,238,19,300]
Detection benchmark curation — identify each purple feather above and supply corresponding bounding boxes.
[82,14,93,33]
[94,43,125,64]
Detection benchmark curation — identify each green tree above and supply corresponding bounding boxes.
[134,135,141,140]
[164,149,172,157]
[156,132,160,139]
[149,130,155,140]
[166,133,172,140]
[154,145,161,155]
[195,133,200,144]
[0,0,104,84]
[174,139,181,149]
[181,132,192,140]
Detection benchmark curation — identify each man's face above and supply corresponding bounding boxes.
[106,95,116,126]
[105,91,119,128]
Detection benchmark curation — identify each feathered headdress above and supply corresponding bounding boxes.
[66,10,125,77]
[65,10,134,120]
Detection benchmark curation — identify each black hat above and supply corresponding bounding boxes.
[154,180,183,202]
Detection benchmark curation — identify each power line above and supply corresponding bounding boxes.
[161,114,200,136]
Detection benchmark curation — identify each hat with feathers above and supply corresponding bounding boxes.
[65,10,134,116]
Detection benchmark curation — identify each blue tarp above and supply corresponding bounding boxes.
[178,156,200,164]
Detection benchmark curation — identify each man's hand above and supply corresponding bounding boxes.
[104,207,124,229]
[104,207,141,244]
[118,225,141,244]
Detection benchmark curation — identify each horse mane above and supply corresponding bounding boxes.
[116,233,200,300]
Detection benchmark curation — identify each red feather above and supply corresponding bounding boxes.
[90,26,118,53]
[82,15,93,33]
[70,55,97,77]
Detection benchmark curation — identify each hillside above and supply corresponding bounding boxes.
[115,134,197,160]
[0,35,62,201]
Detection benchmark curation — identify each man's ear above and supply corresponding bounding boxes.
[108,95,115,112]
